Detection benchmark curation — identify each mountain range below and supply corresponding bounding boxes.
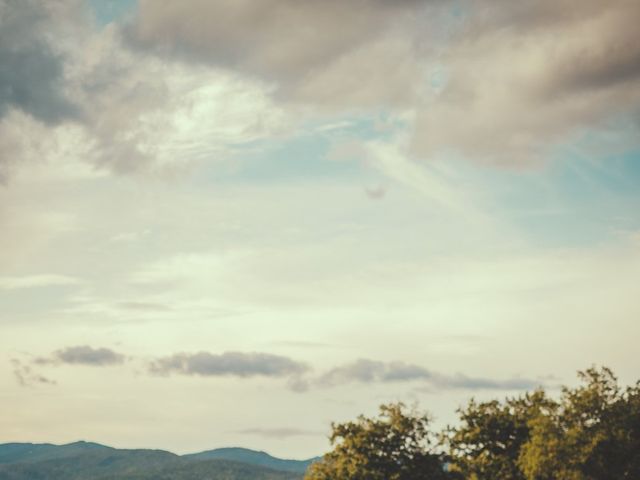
[0,441,319,480]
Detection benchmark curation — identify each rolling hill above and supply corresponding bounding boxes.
[0,442,315,480]
[184,447,317,473]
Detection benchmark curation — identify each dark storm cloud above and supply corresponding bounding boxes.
[0,0,79,124]
[149,351,310,378]
[36,345,127,366]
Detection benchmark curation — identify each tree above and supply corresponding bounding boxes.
[305,403,454,480]
[307,368,640,480]
[446,390,555,480]
[518,367,640,480]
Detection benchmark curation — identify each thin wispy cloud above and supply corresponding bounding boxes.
[10,346,127,387]
[318,359,430,386]
[266,340,334,349]
[12,347,546,394]
[116,301,173,312]
[147,355,545,393]
[10,359,56,388]
[0,274,81,290]
[149,351,310,378]
[430,374,544,391]
[317,359,544,392]
[362,140,475,214]
[234,428,319,439]
[35,346,127,367]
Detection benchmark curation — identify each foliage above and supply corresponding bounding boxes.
[446,366,640,480]
[305,403,453,480]
[518,367,640,480]
[308,367,640,480]
[445,390,555,480]
[0,450,302,480]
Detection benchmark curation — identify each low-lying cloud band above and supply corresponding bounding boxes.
[148,351,310,378]
[13,346,545,393]
[35,345,127,366]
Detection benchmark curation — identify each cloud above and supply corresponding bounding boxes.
[0,0,80,124]
[3,0,637,184]
[267,340,333,349]
[15,344,545,393]
[430,373,544,391]
[412,0,640,164]
[318,358,543,391]
[36,345,127,366]
[319,359,432,386]
[0,274,81,290]
[10,359,56,387]
[127,0,424,93]
[116,301,173,312]
[361,140,476,214]
[0,1,288,183]
[125,0,419,112]
[149,351,310,378]
[10,346,125,387]
[234,427,318,439]
[126,0,640,166]
[0,0,86,182]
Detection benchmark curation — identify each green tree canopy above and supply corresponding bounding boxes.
[448,366,640,480]
[518,367,640,480]
[445,390,555,480]
[308,367,640,480]
[305,403,454,480]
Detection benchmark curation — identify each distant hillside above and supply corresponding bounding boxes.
[0,442,310,480]
[185,447,318,473]
[0,441,113,464]
[98,459,302,480]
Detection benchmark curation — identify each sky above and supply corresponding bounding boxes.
[1,0,639,459]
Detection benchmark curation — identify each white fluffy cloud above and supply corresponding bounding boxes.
[127,0,640,165]
[0,1,289,181]
[2,0,638,180]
